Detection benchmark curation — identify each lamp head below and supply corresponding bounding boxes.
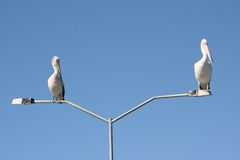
[11,98,35,104]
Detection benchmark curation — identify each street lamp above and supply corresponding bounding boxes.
[12,89,211,160]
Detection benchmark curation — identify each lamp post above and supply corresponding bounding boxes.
[12,90,211,160]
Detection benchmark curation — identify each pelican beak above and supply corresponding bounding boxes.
[204,44,214,64]
[56,60,62,73]
[207,49,213,64]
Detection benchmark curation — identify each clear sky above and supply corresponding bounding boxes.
[1,0,240,160]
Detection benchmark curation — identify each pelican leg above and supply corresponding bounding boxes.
[207,83,211,91]
[55,95,63,104]
[52,96,58,103]
[198,82,202,90]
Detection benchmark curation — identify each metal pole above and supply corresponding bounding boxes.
[112,93,190,123]
[12,90,209,159]
[64,100,108,123]
[29,99,109,123]
[108,118,113,160]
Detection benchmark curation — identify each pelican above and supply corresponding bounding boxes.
[194,39,213,91]
[48,56,65,101]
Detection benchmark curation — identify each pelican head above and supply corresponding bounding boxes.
[201,38,213,64]
[201,38,208,45]
[52,56,61,73]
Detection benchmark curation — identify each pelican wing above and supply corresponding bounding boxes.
[58,73,65,99]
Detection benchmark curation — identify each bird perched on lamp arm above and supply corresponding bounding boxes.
[194,38,214,95]
[48,56,65,101]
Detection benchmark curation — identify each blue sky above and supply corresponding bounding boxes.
[1,0,240,159]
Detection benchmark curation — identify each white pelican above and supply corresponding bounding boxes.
[48,56,65,101]
[194,39,213,91]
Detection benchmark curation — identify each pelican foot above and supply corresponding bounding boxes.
[51,100,57,103]
[51,100,63,104]
[198,89,212,96]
